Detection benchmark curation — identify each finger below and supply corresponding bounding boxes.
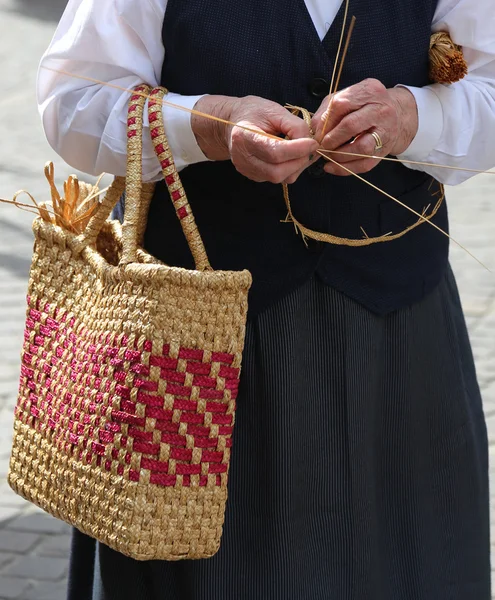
[283,153,320,184]
[323,157,380,177]
[325,131,381,164]
[268,154,320,183]
[320,105,381,152]
[313,94,344,141]
[313,79,387,141]
[260,107,314,140]
[279,108,315,140]
[311,96,332,131]
[234,152,318,184]
[283,172,302,185]
[239,129,318,164]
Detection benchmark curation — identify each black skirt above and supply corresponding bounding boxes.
[67,268,490,600]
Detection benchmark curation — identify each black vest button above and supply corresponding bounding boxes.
[307,158,326,178]
[308,77,329,98]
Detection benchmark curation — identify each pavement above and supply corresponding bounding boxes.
[0,1,494,599]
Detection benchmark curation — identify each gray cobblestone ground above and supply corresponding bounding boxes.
[0,1,494,598]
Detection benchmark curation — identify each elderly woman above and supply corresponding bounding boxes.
[39,0,495,598]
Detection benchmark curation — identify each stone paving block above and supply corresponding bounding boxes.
[0,552,14,570]
[485,414,495,440]
[484,380,495,403]
[0,373,19,385]
[0,453,12,467]
[3,555,68,581]
[0,486,27,510]
[0,435,13,452]
[0,404,16,420]
[0,279,30,292]
[0,428,14,444]
[0,338,23,356]
[0,383,18,398]
[0,320,25,335]
[0,576,30,599]
[0,530,39,554]
[0,309,27,323]
[0,508,22,528]
[37,534,71,558]
[0,292,28,307]
[6,513,70,536]
[23,580,67,600]
[477,360,495,383]
[472,342,495,362]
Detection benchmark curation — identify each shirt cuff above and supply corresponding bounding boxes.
[143,93,210,171]
[395,85,444,162]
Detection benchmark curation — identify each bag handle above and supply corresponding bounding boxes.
[81,175,126,246]
[147,87,211,271]
[81,84,152,253]
[81,84,211,271]
[119,85,153,265]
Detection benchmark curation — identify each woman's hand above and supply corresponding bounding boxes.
[311,79,419,176]
[192,95,318,184]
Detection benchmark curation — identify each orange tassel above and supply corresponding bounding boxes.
[429,31,468,84]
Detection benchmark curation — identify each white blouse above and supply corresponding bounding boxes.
[37,0,495,185]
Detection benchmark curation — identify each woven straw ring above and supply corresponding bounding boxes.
[280,104,445,247]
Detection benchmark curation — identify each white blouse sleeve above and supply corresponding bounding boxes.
[398,0,495,184]
[37,0,208,181]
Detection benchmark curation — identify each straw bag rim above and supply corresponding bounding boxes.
[33,216,252,290]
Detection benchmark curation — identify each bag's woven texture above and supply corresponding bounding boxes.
[8,85,251,561]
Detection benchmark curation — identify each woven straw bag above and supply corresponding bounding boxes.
[8,85,252,561]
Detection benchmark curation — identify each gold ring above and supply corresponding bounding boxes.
[370,131,383,152]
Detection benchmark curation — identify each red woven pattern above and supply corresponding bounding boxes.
[17,297,239,488]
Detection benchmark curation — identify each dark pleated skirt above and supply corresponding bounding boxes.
[67,268,490,600]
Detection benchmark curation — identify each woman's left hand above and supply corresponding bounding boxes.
[311,79,419,176]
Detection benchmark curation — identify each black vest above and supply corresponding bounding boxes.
[143,0,447,316]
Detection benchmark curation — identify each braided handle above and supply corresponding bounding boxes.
[81,176,126,247]
[119,84,152,265]
[81,85,155,256]
[148,87,211,271]
[81,84,211,268]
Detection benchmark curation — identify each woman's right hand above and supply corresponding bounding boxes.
[192,95,318,184]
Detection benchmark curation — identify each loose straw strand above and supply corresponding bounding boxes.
[0,193,61,219]
[319,149,495,176]
[332,17,356,101]
[317,150,491,271]
[42,67,282,143]
[320,0,350,139]
[0,197,43,217]
[321,15,357,139]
